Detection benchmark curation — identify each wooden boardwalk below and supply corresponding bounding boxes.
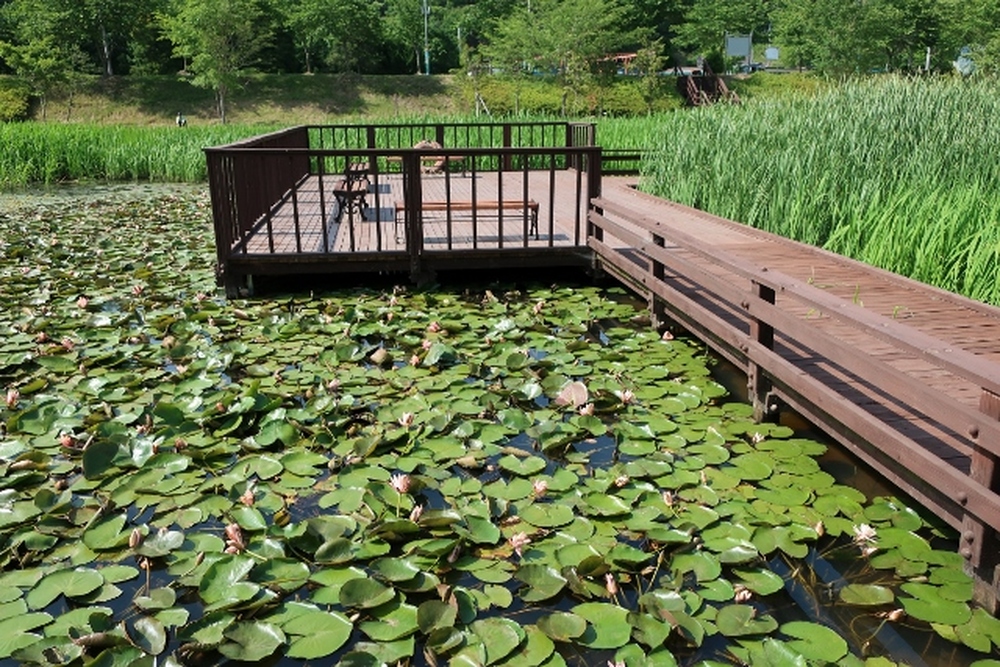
[592,178,1000,605]
[597,177,1000,467]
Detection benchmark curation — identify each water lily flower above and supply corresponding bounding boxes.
[399,412,415,428]
[533,300,545,315]
[35,331,49,343]
[613,474,630,488]
[751,431,766,444]
[608,661,626,667]
[326,378,341,392]
[814,521,825,537]
[532,479,549,498]
[853,523,877,544]
[77,296,89,309]
[509,532,531,557]
[239,485,256,506]
[421,339,433,350]
[129,527,144,549]
[195,292,209,302]
[853,523,878,556]
[391,473,412,494]
[131,285,144,296]
[61,337,74,351]
[427,321,442,333]
[618,389,635,405]
[661,330,674,341]
[224,523,246,553]
[734,584,753,603]
[58,432,76,448]
[410,354,421,366]
[578,403,595,416]
[604,572,618,597]
[409,504,424,522]
[5,388,19,409]
[389,295,398,307]
[662,490,675,507]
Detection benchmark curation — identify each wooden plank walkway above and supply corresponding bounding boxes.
[241,171,589,255]
[595,177,1000,482]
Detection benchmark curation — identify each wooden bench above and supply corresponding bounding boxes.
[385,155,466,175]
[346,161,369,183]
[332,177,369,222]
[395,199,539,239]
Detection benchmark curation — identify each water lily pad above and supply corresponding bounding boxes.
[418,600,457,634]
[520,503,575,528]
[26,568,104,609]
[780,621,848,661]
[358,601,419,641]
[469,617,525,664]
[537,611,586,642]
[340,578,395,609]
[839,584,895,606]
[219,621,285,661]
[499,454,547,477]
[716,604,779,637]
[515,564,567,602]
[573,602,631,649]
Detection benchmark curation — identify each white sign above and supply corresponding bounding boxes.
[725,34,752,59]
[764,47,779,61]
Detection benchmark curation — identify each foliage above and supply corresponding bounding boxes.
[159,0,272,123]
[641,75,1000,306]
[0,77,30,121]
[0,186,996,666]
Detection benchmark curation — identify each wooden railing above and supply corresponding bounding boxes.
[588,196,1000,607]
[204,122,603,290]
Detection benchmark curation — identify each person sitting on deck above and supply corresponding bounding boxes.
[413,139,444,173]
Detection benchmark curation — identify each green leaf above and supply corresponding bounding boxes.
[537,611,587,642]
[26,568,104,610]
[469,617,525,665]
[515,565,568,603]
[418,600,457,634]
[340,578,395,609]
[573,602,631,649]
[132,616,167,655]
[780,621,848,662]
[520,503,575,528]
[839,584,895,606]
[219,621,285,661]
[716,604,779,637]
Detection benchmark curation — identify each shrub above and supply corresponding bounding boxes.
[0,78,31,122]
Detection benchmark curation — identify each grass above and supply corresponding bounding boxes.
[640,75,1000,306]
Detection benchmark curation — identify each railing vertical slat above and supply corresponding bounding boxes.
[965,389,1000,612]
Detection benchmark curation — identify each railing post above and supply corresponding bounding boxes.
[964,389,1000,612]
[402,154,424,282]
[649,231,667,330]
[749,273,777,422]
[502,124,512,171]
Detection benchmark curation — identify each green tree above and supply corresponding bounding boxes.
[0,0,88,119]
[674,0,771,63]
[937,0,1000,74]
[160,0,271,122]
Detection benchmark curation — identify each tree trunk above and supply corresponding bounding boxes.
[100,24,114,76]
[217,86,228,124]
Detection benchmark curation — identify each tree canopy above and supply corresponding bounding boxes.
[1,0,998,121]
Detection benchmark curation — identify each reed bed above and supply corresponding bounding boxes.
[638,76,1000,306]
[0,124,278,187]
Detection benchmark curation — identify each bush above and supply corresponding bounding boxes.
[0,78,31,122]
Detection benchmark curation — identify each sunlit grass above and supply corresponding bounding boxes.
[638,75,1000,306]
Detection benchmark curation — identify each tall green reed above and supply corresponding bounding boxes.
[638,76,1000,306]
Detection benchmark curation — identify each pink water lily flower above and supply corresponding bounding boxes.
[509,532,531,557]
[391,473,412,494]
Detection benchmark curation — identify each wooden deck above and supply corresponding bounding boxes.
[591,179,1000,605]
[240,170,589,256]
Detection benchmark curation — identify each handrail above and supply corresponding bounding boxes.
[592,197,1000,396]
[586,196,1000,577]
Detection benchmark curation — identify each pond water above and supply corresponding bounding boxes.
[0,184,995,667]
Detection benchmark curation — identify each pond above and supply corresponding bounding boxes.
[0,185,997,666]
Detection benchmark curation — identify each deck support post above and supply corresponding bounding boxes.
[964,389,1000,612]
[649,232,668,331]
[749,275,777,422]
